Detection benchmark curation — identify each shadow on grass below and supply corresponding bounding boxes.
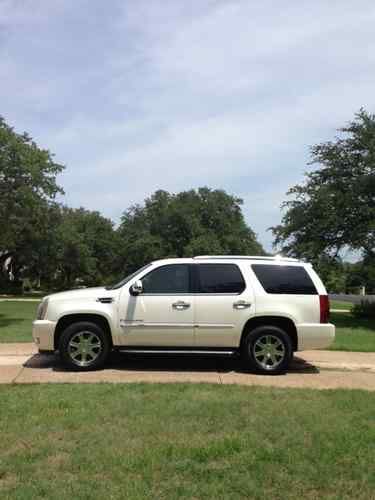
[23,351,319,375]
[0,313,25,328]
[331,312,375,331]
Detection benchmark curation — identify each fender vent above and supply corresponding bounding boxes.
[97,297,114,304]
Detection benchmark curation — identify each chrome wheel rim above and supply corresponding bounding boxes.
[68,331,102,367]
[252,334,285,371]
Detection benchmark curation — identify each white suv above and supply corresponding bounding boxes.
[32,255,335,374]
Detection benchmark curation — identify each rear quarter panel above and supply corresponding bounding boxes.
[246,263,321,324]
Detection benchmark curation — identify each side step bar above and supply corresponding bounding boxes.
[117,349,237,356]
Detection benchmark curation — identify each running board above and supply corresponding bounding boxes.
[117,349,237,356]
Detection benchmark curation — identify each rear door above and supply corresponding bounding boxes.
[193,263,254,347]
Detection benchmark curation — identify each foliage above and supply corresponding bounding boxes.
[50,207,119,289]
[117,188,264,274]
[352,300,375,320]
[0,116,64,286]
[314,256,347,293]
[272,109,375,263]
[345,258,375,293]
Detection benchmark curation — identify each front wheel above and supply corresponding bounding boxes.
[241,326,292,375]
[59,321,111,371]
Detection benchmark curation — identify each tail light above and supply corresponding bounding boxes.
[319,295,330,323]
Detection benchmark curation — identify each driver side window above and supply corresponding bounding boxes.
[141,264,190,294]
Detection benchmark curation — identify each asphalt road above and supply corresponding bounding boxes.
[330,293,375,304]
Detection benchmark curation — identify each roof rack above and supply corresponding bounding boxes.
[193,255,300,262]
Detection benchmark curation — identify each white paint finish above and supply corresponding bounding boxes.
[305,265,328,296]
[253,294,320,324]
[118,294,194,346]
[297,324,335,350]
[32,320,56,350]
[194,295,239,346]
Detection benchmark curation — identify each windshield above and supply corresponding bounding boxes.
[105,263,152,290]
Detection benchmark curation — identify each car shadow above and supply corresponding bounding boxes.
[23,351,319,375]
[330,311,375,331]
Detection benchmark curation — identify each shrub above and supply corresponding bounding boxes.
[352,300,375,319]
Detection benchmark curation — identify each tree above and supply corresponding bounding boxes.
[272,109,375,265]
[50,207,119,289]
[346,259,375,294]
[117,187,264,274]
[0,116,64,287]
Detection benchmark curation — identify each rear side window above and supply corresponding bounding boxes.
[252,264,317,295]
[196,264,245,294]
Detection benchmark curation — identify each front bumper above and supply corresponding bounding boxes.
[297,323,335,351]
[32,320,56,351]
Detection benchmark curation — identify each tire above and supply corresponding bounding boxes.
[59,321,111,371]
[241,325,292,375]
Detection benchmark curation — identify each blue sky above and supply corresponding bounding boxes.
[1,0,375,253]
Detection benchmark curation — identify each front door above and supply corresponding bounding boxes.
[193,263,253,347]
[119,264,194,346]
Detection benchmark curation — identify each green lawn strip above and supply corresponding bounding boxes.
[0,384,374,500]
[330,300,353,311]
[329,312,375,352]
[0,301,38,342]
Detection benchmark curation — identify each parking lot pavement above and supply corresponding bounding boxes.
[1,344,375,390]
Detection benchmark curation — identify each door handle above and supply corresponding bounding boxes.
[233,300,251,309]
[172,301,190,310]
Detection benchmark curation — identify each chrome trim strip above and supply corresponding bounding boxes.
[120,321,234,329]
[194,324,235,329]
[120,321,193,329]
[118,349,236,355]
[139,293,241,296]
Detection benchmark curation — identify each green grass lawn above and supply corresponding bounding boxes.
[0,301,38,342]
[329,312,375,352]
[1,300,375,352]
[0,384,374,500]
[330,300,353,311]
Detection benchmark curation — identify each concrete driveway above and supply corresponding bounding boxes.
[1,343,375,390]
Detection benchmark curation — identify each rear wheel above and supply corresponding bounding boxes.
[242,325,292,375]
[59,321,111,371]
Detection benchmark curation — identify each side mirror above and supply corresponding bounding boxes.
[130,280,143,295]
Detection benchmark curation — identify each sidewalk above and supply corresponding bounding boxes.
[1,343,375,390]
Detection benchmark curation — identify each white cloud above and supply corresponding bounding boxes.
[1,0,375,251]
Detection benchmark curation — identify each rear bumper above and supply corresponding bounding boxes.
[32,320,56,351]
[297,323,335,350]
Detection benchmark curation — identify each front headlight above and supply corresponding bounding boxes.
[36,298,49,320]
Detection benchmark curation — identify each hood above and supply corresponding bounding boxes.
[46,286,117,302]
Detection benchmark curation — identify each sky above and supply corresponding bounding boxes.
[1,0,375,253]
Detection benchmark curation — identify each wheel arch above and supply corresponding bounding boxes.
[240,315,298,351]
[54,313,113,350]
